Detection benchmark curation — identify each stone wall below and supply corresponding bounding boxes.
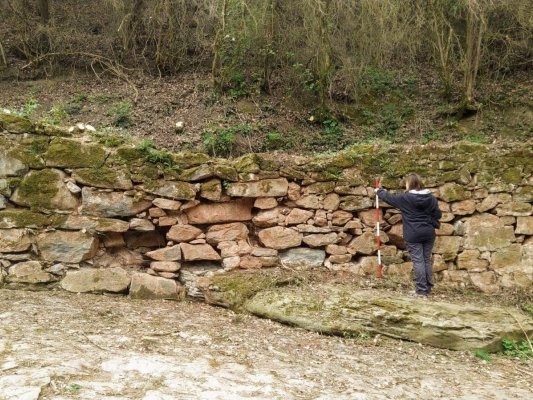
[0,111,531,298]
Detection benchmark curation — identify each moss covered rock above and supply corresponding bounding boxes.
[143,180,197,200]
[233,154,261,173]
[0,209,66,228]
[11,169,79,211]
[244,285,533,352]
[0,148,28,177]
[172,152,210,169]
[438,182,469,202]
[0,112,33,134]
[9,136,49,168]
[45,137,106,168]
[178,164,213,182]
[213,163,239,181]
[72,167,133,190]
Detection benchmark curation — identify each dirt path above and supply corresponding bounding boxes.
[0,289,531,400]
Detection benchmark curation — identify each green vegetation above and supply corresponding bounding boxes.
[15,98,39,118]
[474,349,492,362]
[202,124,255,157]
[521,303,533,318]
[501,338,533,359]
[93,128,128,147]
[62,94,87,115]
[421,130,443,144]
[361,103,414,143]
[136,139,175,168]
[107,101,132,128]
[309,119,345,151]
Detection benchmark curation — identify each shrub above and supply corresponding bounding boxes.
[107,101,132,128]
[501,338,533,359]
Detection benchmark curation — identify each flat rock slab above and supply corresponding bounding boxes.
[245,286,533,352]
[203,272,533,352]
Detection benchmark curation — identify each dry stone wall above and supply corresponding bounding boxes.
[0,111,532,298]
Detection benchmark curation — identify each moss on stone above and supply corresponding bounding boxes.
[2,177,22,196]
[0,112,33,134]
[45,138,106,168]
[208,270,292,310]
[279,166,307,180]
[34,122,72,137]
[9,136,49,168]
[130,164,162,183]
[115,146,145,163]
[15,169,61,210]
[213,163,239,181]
[73,167,125,188]
[172,152,210,169]
[0,209,66,228]
[501,167,522,184]
[178,164,212,181]
[201,179,222,194]
[233,154,261,173]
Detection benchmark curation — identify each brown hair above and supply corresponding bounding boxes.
[405,173,424,191]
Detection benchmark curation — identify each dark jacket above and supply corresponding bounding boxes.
[377,188,442,243]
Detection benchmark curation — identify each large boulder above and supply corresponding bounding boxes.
[81,187,152,217]
[60,267,131,293]
[11,169,79,211]
[245,286,533,352]
[129,273,185,300]
[36,231,98,263]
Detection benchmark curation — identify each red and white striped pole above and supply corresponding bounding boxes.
[375,179,383,279]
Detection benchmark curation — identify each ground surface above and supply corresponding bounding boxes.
[1,72,532,157]
[1,289,532,400]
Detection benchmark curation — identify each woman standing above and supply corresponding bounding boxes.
[376,173,442,297]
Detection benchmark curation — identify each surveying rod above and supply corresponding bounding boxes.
[375,179,383,279]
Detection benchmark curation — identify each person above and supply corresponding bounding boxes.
[376,173,442,297]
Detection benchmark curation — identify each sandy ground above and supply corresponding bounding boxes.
[0,288,531,400]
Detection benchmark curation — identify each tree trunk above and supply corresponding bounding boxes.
[37,0,49,24]
[212,0,228,89]
[316,0,332,109]
[261,0,276,94]
[462,0,485,109]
